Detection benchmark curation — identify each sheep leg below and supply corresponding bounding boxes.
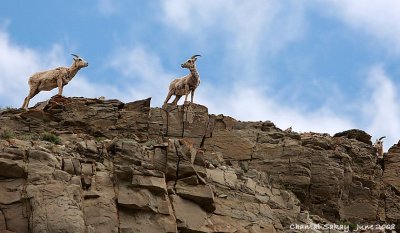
[172,95,181,105]
[22,88,40,110]
[190,90,195,103]
[57,78,63,96]
[164,90,174,105]
[183,85,190,103]
[21,97,28,110]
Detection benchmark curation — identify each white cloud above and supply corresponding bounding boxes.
[97,0,118,15]
[0,28,115,108]
[109,46,175,105]
[197,83,354,135]
[161,0,306,55]
[63,76,122,100]
[0,29,66,108]
[320,0,400,52]
[362,65,400,148]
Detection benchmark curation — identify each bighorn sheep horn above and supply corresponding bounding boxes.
[379,136,386,140]
[71,54,80,58]
[191,55,201,59]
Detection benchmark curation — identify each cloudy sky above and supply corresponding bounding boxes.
[0,1,399,148]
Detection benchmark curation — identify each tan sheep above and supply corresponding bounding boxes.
[163,55,201,108]
[373,136,385,158]
[21,54,88,110]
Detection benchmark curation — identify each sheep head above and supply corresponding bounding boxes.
[71,54,89,68]
[181,55,201,69]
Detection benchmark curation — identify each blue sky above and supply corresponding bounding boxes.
[1,0,400,149]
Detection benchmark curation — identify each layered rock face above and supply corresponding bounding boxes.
[0,96,398,233]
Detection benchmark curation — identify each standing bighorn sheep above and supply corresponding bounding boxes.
[21,54,88,110]
[373,136,385,158]
[163,55,201,108]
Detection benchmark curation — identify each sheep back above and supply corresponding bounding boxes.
[29,67,69,91]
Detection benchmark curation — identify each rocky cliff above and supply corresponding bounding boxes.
[0,96,399,233]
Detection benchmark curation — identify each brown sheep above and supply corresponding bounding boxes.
[163,55,201,108]
[21,54,88,110]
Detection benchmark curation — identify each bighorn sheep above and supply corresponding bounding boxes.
[284,126,293,133]
[373,136,385,158]
[163,55,201,108]
[21,54,88,110]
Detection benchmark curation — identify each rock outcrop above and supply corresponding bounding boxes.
[0,95,398,232]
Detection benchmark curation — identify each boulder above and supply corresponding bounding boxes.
[204,130,256,160]
[119,210,177,233]
[83,172,119,233]
[117,184,171,215]
[333,129,372,144]
[27,183,85,233]
[169,195,208,231]
[28,149,60,168]
[0,158,26,178]
[132,174,167,194]
[175,181,215,212]
[0,202,29,233]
